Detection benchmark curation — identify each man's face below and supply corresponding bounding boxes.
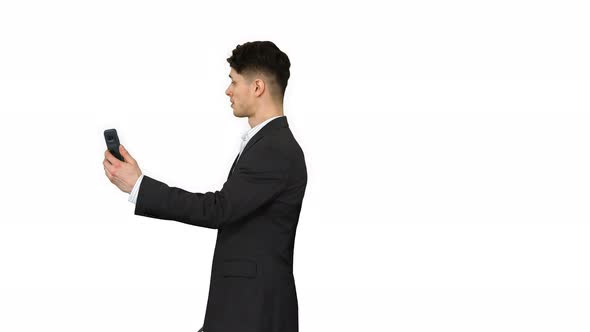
[225,68,253,118]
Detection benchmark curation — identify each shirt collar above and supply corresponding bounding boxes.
[241,115,284,141]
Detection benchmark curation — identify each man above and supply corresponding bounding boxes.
[103,41,307,332]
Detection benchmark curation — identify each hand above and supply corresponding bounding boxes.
[103,145,142,194]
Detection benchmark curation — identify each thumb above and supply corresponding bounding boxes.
[119,145,135,163]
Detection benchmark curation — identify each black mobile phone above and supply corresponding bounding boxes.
[104,129,124,161]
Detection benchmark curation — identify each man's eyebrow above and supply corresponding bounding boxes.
[229,75,233,79]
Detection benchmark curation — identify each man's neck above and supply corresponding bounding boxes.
[248,111,284,129]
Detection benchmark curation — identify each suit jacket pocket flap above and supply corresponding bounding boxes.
[222,259,257,278]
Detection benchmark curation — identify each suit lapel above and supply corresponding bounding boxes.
[241,116,289,156]
[227,116,289,179]
[227,153,240,179]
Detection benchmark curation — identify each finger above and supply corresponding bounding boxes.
[103,158,118,174]
[104,149,119,166]
[103,159,112,173]
[119,145,136,164]
[104,165,112,180]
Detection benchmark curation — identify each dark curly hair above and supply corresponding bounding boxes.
[227,41,291,101]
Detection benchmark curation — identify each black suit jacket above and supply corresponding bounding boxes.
[134,116,307,332]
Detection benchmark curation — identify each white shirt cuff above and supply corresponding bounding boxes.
[128,174,144,204]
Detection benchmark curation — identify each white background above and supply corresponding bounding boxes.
[1,0,589,331]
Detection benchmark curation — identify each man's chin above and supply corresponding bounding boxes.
[233,110,247,118]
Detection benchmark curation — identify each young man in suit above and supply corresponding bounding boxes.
[103,41,308,332]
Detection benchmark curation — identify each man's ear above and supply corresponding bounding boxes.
[253,79,265,97]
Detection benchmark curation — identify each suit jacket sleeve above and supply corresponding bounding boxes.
[134,146,289,229]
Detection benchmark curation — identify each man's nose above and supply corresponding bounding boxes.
[225,87,231,96]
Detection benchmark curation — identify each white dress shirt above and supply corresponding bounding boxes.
[128,115,285,204]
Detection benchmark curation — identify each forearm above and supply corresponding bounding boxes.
[134,175,225,229]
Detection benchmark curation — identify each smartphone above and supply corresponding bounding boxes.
[104,129,124,161]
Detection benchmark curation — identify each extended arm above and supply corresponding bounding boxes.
[134,148,289,229]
